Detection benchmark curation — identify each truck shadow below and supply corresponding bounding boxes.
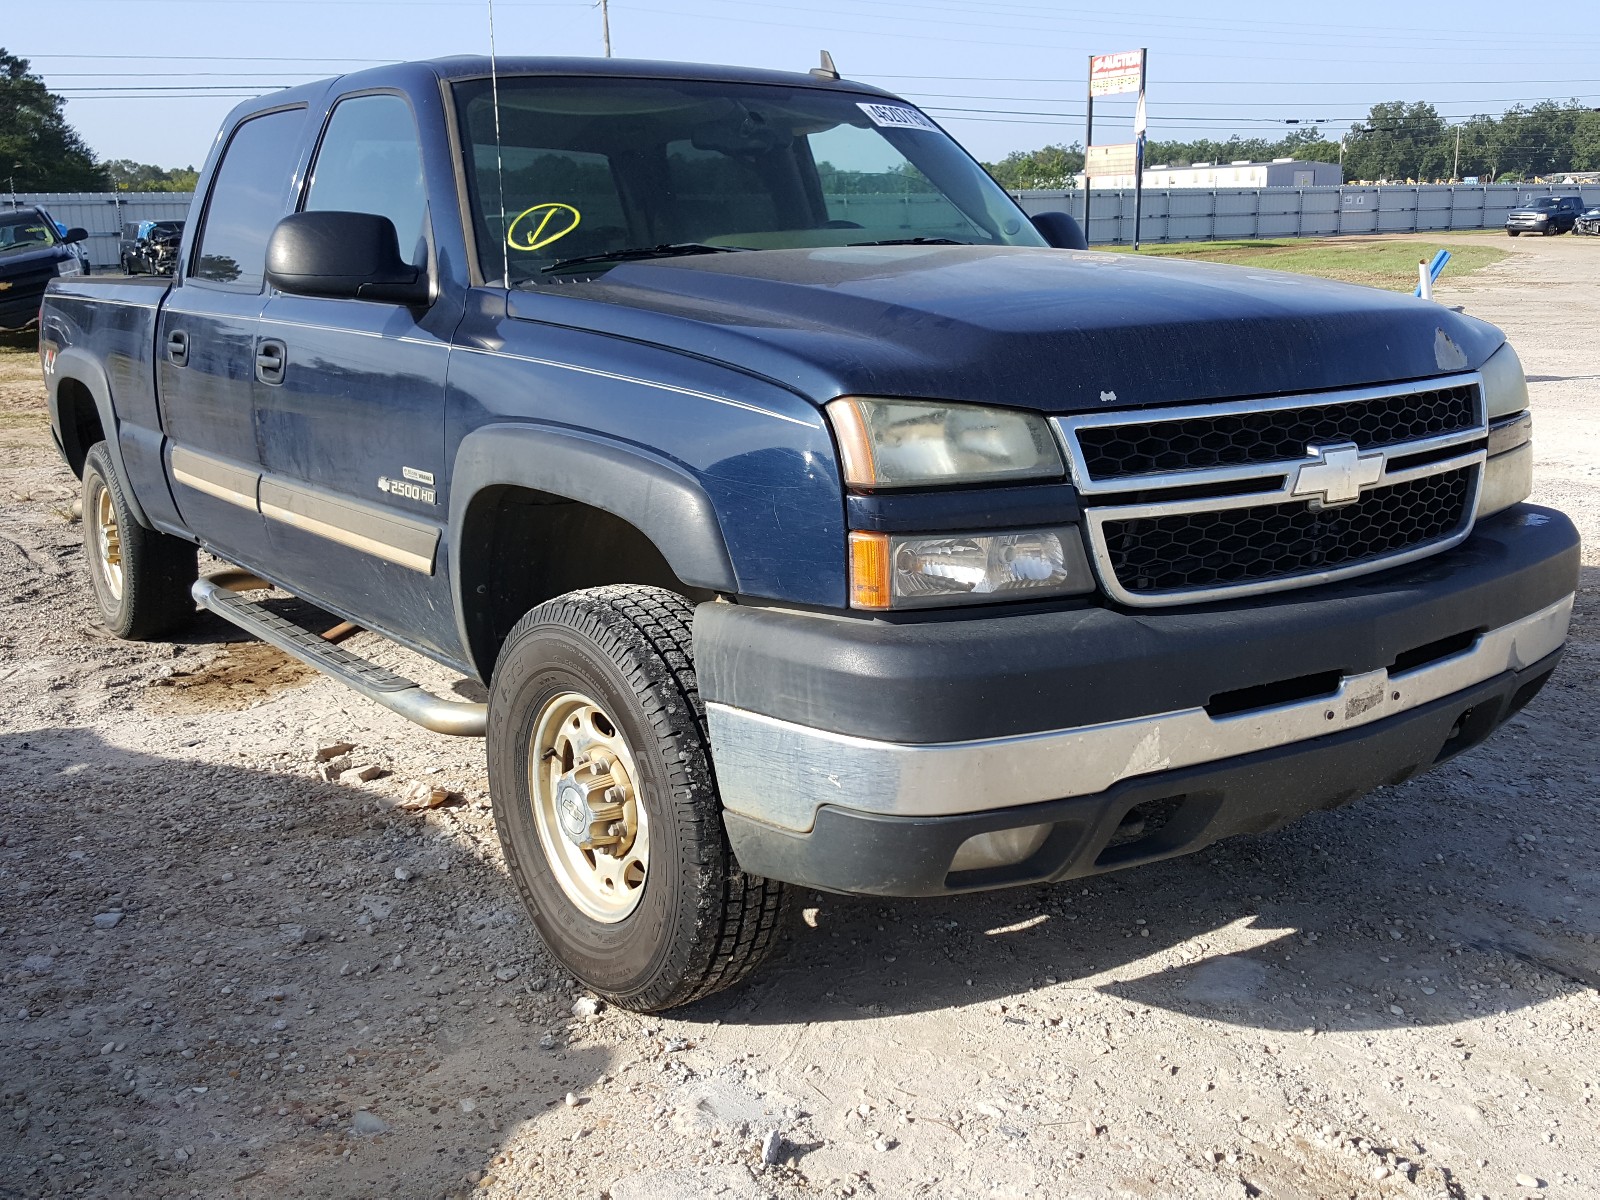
[0,726,604,1200]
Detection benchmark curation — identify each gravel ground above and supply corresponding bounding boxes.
[1,235,1596,1200]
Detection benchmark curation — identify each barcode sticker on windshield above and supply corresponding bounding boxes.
[858,102,940,132]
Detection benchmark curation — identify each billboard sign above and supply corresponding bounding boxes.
[1090,51,1143,97]
[1085,143,1137,178]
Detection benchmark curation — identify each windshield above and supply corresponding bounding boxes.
[452,76,1045,284]
[0,211,58,257]
[1519,197,1558,209]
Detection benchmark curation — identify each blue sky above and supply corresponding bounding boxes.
[11,0,1600,169]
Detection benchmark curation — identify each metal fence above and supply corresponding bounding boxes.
[17,184,1600,269]
[12,192,191,270]
[1014,183,1600,245]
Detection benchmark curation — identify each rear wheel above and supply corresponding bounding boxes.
[487,585,789,1012]
[81,442,197,639]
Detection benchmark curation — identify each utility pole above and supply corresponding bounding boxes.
[1083,54,1094,244]
[597,0,611,56]
[1453,125,1461,182]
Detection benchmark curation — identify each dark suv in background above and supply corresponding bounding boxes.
[0,205,87,330]
[1505,195,1586,235]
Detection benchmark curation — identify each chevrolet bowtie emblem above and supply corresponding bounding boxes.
[1290,442,1385,509]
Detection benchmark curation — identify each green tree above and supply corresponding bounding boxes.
[1343,101,1449,181]
[984,143,1083,190]
[0,48,103,190]
[104,159,200,192]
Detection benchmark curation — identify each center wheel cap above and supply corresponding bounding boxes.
[556,780,591,843]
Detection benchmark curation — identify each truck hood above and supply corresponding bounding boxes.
[0,243,71,280]
[508,245,1504,413]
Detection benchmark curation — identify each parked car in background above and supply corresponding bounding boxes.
[0,205,87,331]
[119,220,184,275]
[1575,206,1600,236]
[53,222,93,276]
[1505,195,1585,236]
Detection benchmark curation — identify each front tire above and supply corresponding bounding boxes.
[81,442,197,639]
[487,585,789,1012]
[1506,229,1520,237]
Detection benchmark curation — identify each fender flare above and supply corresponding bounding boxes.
[448,423,739,668]
[49,347,154,530]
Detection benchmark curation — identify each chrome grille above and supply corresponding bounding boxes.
[1075,382,1478,481]
[1102,466,1476,599]
[1056,373,1488,606]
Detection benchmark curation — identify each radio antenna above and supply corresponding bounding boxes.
[487,0,510,287]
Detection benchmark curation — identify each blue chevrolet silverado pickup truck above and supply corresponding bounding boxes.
[39,56,1579,1011]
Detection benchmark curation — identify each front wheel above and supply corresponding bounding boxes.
[487,585,789,1012]
[1506,230,1520,237]
[81,442,197,639]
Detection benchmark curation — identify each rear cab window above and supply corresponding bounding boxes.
[190,108,306,291]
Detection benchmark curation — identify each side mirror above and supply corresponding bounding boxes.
[265,211,430,305]
[1031,211,1088,250]
[64,227,89,244]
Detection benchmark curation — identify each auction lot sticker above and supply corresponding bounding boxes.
[858,103,940,132]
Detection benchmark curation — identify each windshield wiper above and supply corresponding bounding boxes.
[846,237,971,247]
[541,242,750,274]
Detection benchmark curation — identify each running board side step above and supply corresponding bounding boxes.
[192,573,487,737]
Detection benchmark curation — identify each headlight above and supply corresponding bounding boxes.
[1478,342,1532,517]
[1480,412,1533,518]
[1479,341,1528,420]
[849,526,1092,609]
[1533,213,1549,221]
[827,397,1064,489]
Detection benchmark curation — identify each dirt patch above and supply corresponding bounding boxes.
[141,640,320,714]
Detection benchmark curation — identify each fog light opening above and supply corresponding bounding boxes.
[949,823,1052,873]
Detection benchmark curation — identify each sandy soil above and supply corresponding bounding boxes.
[1,236,1597,1200]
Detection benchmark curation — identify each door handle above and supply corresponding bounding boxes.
[255,338,286,385]
[166,330,188,368]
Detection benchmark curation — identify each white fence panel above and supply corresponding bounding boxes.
[1013,183,1600,245]
[21,187,1600,269]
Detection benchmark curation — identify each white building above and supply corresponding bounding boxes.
[1094,158,1343,189]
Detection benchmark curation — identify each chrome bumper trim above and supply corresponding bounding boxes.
[707,593,1573,833]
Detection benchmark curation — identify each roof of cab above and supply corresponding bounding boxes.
[214,55,902,136]
[419,55,898,97]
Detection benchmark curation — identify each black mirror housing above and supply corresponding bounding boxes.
[1031,211,1088,251]
[64,227,89,244]
[265,211,430,305]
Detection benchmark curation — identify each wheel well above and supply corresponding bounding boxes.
[56,377,105,477]
[458,486,713,679]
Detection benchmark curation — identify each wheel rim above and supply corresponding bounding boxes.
[88,479,124,602]
[528,691,650,923]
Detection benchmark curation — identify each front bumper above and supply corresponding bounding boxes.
[698,504,1579,896]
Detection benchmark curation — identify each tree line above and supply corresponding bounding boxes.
[985,101,1600,189]
[1,49,201,193]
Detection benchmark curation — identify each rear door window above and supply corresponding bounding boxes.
[191,108,305,291]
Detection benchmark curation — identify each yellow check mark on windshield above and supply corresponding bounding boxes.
[507,203,582,252]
